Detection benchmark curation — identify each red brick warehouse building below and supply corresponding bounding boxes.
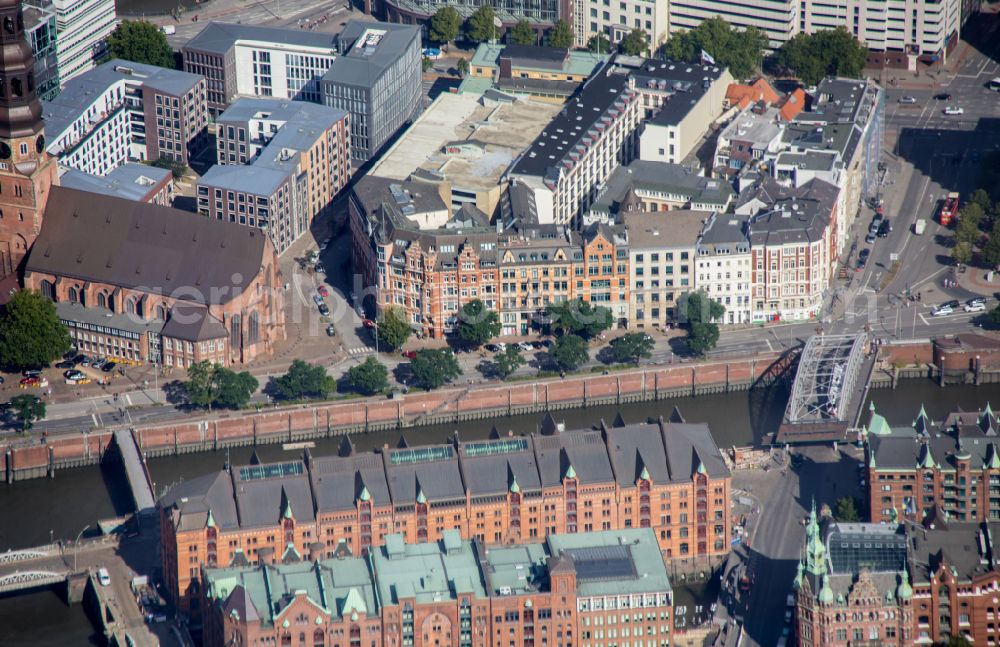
[161,413,731,615]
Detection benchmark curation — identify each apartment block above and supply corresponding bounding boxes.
[584,0,668,54]
[202,527,673,647]
[197,99,350,254]
[59,162,173,205]
[42,59,208,175]
[181,23,337,114]
[321,21,422,162]
[624,211,704,329]
[696,213,752,325]
[23,2,58,99]
[161,413,730,614]
[587,160,734,222]
[746,178,838,322]
[633,59,732,166]
[507,66,642,227]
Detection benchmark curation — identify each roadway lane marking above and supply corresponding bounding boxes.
[124,394,132,407]
[920,313,930,326]
[92,413,98,427]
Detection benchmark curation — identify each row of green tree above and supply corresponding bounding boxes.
[430,7,652,55]
[951,189,1000,268]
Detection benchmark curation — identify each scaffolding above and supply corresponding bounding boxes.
[785,333,868,424]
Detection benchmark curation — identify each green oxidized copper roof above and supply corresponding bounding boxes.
[207,507,216,528]
[358,485,371,502]
[818,573,834,604]
[793,560,803,589]
[564,464,577,480]
[416,487,427,504]
[897,567,912,600]
[988,443,1000,470]
[918,443,936,469]
[509,476,520,494]
[640,465,650,481]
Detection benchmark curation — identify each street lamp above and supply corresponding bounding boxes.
[73,524,90,572]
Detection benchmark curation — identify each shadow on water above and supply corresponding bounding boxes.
[0,588,100,646]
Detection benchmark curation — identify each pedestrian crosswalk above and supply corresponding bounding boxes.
[347,347,373,356]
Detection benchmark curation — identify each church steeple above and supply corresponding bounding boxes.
[0,0,42,141]
[0,0,56,280]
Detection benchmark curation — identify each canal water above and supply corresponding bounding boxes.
[3,378,1000,640]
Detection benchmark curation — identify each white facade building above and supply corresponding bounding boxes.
[48,0,116,83]
[696,213,752,325]
[583,0,668,53]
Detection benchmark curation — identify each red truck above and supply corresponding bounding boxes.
[939,192,960,226]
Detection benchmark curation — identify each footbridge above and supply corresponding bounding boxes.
[775,333,877,444]
[113,429,155,514]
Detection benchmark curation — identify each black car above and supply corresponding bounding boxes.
[22,369,41,378]
[102,362,117,373]
[877,220,891,237]
[943,300,961,310]
[318,304,330,317]
[935,93,953,100]
[857,249,870,269]
[55,360,75,369]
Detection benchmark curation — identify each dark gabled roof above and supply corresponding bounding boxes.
[160,303,227,342]
[457,437,542,496]
[603,421,670,486]
[222,585,261,623]
[26,187,269,306]
[383,444,466,503]
[231,460,316,528]
[532,428,614,487]
[160,470,240,532]
[500,44,568,69]
[661,422,730,480]
[310,453,391,512]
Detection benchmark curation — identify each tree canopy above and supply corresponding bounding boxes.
[546,20,574,49]
[430,7,462,46]
[546,299,613,339]
[510,20,536,46]
[107,20,175,69]
[688,322,720,355]
[587,33,611,54]
[494,345,525,379]
[0,289,71,370]
[467,5,497,43]
[682,290,726,325]
[457,299,502,347]
[609,333,654,364]
[659,17,767,80]
[273,359,336,400]
[552,334,589,371]
[410,348,462,390]
[456,57,470,76]
[377,306,411,351]
[185,362,258,410]
[619,29,649,56]
[775,27,867,86]
[834,496,861,522]
[10,394,44,433]
[346,356,389,396]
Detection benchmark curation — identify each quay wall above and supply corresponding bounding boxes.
[1,354,781,482]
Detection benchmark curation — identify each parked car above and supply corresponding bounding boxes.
[19,376,47,388]
[422,47,442,59]
[97,568,111,586]
[877,220,892,237]
[965,302,986,313]
[325,324,336,337]
[485,344,502,353]
[857,248,870,269]
[312,293,324,306]
[102,362,117,373]
[92,358,107,369]
[22,369,41,378]
[933,305,953,316]
[317,285,329,297]
[517,342,534,352]
[943,300,960,309]
[898,95,917,104]
[943,106,964,115]
[968,297,986,308]
[402,350,417,359]
[64,369,86,381]
[318,303,330,317]
[55,360,75,369]
[865,231,876,244]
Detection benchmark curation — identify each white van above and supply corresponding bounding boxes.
[97,568,111,586]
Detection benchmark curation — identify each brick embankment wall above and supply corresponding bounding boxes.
[2,353,782,482]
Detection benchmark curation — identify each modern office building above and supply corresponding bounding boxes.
[321,21,421,162]
[59,163,173,205]
[202,528,674,647]
[42,59,209,175]
[181,22,337,114]
[22,1,58,99]
[38,0,116,83]
[160,413,730,614]
[24,187,286,367]
[197,99,351,253]
[379,0,564,42]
